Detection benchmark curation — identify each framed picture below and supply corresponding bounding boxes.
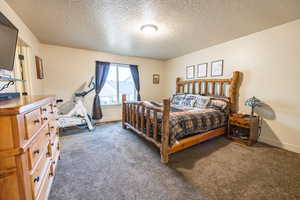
[211,60,224,77]
[196,63,208,78]
[35,56,44,79]
[186,65,195,79]
[153,74,159,84]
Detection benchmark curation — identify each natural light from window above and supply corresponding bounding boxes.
[100,63,136,105]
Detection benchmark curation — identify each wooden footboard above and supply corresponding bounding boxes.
[121,95,226,163]
[122,95,170,163]
[122,71,240,163]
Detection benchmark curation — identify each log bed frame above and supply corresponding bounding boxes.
[122,71,240,163]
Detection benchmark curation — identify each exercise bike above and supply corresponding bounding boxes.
[56,77,95,132]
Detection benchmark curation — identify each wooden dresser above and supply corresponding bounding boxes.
[0,96,60,200]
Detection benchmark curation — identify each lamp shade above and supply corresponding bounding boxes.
[245,96,261,108]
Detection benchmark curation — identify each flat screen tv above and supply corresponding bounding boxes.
[0,12,18,71]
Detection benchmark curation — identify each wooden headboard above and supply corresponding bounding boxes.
[176,71,240,112]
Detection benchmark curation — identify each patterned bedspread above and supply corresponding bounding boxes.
[143,101,228,147]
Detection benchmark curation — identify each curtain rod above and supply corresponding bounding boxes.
[96,61,138,66]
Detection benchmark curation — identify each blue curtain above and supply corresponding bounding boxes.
[92,61,110,120]
[129,65,141,101]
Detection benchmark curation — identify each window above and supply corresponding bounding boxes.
[100,63,136,105]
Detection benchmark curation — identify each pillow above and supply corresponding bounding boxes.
[171,93,186,105]
[182,94,199,107]
[208,98,229,111]
[194,96,210,108]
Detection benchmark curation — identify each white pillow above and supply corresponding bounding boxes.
[194,96,210,108]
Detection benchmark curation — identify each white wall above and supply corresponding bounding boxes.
[0,0,43,94]
[5,0,298,153]
[163,19,300,153]
[41,44,165,122]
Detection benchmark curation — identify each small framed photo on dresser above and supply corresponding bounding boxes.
[211,60,224,77]
[186,65,195,79]
[196,63,208,78]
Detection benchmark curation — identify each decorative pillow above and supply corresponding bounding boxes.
[171,93,186,105]
[194,96,210,108]
[208,98,229,111]
[182,94,199,107]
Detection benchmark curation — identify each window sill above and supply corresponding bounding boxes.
[102,104,122,107]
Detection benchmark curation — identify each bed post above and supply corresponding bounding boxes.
[176,77,181,93]
[122,94,127,129]
[161,98,170,163]
[229,71,240,113]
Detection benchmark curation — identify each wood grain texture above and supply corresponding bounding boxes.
[122,95,126,129]
[0,95,55,116]
[229,71,240,113]
[161,99,170,163]
[228,115,259,146]
[168,127,226,154]
[0,96,60,200]
[120,71,241,163]
[176,71,240,112]
[146,109,151,137]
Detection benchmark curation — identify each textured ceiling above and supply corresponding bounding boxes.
[5,0,300,60]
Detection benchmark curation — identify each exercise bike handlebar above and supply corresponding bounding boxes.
[88,76,94,88]
[75,76,95,97]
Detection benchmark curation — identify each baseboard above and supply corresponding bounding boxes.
[258,137,300,154]
[94,120,121,125]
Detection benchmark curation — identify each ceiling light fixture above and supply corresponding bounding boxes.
[140,24,158,34]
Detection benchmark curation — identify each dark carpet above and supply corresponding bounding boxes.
[49,122,300,200]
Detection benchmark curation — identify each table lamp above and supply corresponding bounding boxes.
[245,96,261,117]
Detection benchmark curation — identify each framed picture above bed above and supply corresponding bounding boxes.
[186,65,195,79]
[211,60,224,77]
[196,63,208,78]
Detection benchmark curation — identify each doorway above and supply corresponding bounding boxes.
[14,40,32,96]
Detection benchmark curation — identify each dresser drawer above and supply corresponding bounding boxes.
[0,157,16,171]
[50,152,59,178]
[25,108,43,139]
[50,136,60,160]
[41,104,52,124]
[30,156,51,198]
[28,125,51,170]
[49,103,58,119]
[0,170,21,200]
[36,162,53,200]
[49,120,59,138]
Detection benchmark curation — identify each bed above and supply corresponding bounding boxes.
[122,71,240,163]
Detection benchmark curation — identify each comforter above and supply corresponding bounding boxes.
[143,101,228,146]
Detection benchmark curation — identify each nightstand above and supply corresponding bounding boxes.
[227,113,260,146]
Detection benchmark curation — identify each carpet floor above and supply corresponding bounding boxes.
[49,122,300,200]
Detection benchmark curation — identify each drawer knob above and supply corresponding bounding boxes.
[33,149,40,154]
[42,108,47,112]
[50,126,55,129]
[34,176,40,183]
[33,119,40,124]
[43,117,48,120]
[50,112,54,114]
[46,132,51,136]
[51,143,54,146]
